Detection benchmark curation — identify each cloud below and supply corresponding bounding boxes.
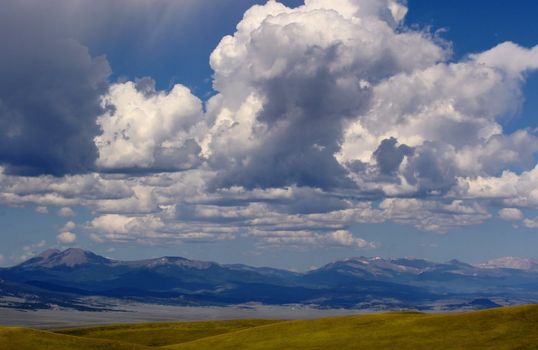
[88,214,165,242]
[374,137,414,176]
[261,229,377,250]
[339,57,538,196]
[472,42,538,76]
[455,164,538,207]
[499,208,524,221]
[95,79,205,172]
[58,207,76,217]
[325,230,378,249]
[35,206,48,214]
[57,231,77,244]
[523,218,538,229]
[0,0,253,177]
[204,0,445,190]
[61,221,77,232]
[0,3,111,175]
[17,240,47,262]
[0,0,538,247]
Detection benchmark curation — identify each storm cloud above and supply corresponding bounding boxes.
[0,2,110,176]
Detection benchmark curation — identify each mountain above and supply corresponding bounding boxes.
[2,249,538,311]
[17,248,110,268]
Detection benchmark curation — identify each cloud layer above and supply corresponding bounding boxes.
[1,0,538,250]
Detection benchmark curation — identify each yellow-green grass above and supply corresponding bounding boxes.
[2,305,538,350]
[168,305,538,350]
[56,319,283,347]
[0,327,150,350]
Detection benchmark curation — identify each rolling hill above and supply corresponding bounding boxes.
[1,305,538,350]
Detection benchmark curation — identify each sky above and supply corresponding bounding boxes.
[1,0,538,271]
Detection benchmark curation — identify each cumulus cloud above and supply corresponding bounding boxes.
[88,214,165,242]
[96,79,205,172]
[325,230,377,249]
[455,165,538,207]
[499,208,524,221]
[35,206,48,214]
[339,55,538,197]
[0,0,538,248]
[204,0,445,190]
[61,221,77,232]
[523,218,538,229]
[262,229,377,250]
[473,42,538,76]
[58,207,76,217]
[57,231,77,244]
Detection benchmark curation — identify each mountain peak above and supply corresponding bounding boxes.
[446,259,473,267]
[38,248,61,259]
[19,248,110,268]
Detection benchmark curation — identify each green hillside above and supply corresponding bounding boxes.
[0,327,150,350]
[2,305,538,350]
[56,319,282,347]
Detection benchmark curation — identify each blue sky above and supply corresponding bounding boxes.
[1,0,538,270]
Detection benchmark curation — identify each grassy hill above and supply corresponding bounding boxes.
[2,305,538,349]
[56,320,282,347]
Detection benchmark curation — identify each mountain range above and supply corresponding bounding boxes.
[1,248,538,312]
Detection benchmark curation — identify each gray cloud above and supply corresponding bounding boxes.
[0,3,110,176]
[403,142,457,195]
[374,137,413,175]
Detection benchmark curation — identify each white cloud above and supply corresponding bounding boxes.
[61,221,76,231]
[339,58,538,196]
[35,206,48,214]
[58,207,75,217]
[89,214,137,235]
[261,229,377,250]
[472,42,538,76]
[455,165,538,207]
[0,254,4,265]
[88,214,165,242]
[205,0,446,189]
[96,80,204,171]
[499,208,524,221]
[325,230,377,249]
[57,231,77,244]
[523,218,538,229]
[94,185,160,214]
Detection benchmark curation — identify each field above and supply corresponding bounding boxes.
[1,305,538,349]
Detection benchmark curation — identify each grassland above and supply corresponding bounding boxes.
[56,319,282,347]
[2,305,538,350]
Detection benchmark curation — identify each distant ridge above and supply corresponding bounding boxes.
[12,248,538,273]
[2,249,538,312]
